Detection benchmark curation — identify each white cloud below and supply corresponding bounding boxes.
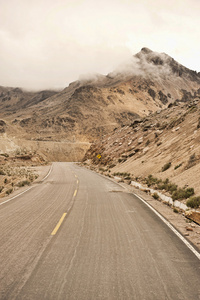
[0,0,199,90]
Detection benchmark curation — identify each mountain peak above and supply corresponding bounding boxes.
[140,47,153,54]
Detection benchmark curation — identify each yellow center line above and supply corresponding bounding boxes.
[77,179,79,184]
[51,213,67,236]
[73,189,77,197]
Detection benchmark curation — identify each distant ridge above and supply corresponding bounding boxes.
[0,47,200,161]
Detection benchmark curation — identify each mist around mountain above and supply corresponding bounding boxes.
[1,47,200,244]
[0,47,200,162]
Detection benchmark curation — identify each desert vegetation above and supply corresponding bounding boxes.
[142,175,197,203]
[161,162,171,172]
[0,151,41,198]
[186,196,200,209]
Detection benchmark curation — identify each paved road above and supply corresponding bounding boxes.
[0,162,200,299]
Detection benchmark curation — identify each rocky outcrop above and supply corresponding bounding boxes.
[0,48,200,161]
[83,97,200,197]
[0,120,6,133]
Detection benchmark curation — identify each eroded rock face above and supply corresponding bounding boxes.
[0,48,200,161]
[158,91,168,104]
[148,88,156,100]
[83,97,200,196]
[0,120,6,133]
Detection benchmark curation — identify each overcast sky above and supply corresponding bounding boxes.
[0,0,199,90]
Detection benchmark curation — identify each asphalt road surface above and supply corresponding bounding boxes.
[0,162,200,299]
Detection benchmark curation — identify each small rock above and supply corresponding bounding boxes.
[184,233,189,236]
[186,227,193,231]
[172,127,180,132]
[143,147,149,154]
[138,137,143,144]
[155,130,163,136]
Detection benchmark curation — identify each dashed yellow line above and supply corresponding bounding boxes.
[51,177,78,236]
[51,213,67,236]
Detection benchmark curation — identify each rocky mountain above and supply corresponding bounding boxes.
[0,47,200,161]
[83,97,200,197]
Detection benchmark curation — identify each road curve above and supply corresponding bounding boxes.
[0,162,199,299]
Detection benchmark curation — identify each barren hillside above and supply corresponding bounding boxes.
[0,47,200,161]
[83,97,200,198]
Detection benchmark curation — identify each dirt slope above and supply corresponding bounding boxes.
[0,47,200,160]
[83,97,200,197]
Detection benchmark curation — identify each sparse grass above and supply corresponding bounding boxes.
[118,158,127,163]
[6,188,13,195]
[113,172,131,178]
[186,196,200,209]
[157,178,178,193]
[0,157,41,200]
[158,182,178,193]
[124,176,131,180]
[143,175,195,201]
[108,164,116,168]
[29,174,38,182]
[172,187,194,201]
[145,174,162,187]
[152,192,159,200]
[174,163,182,170]
[162,162,171,172]
[17,180,30,187]
[186,153,197,169]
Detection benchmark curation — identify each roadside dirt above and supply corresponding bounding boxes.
[0,164,52,205]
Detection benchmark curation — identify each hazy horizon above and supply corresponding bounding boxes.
[0,0,200,90]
